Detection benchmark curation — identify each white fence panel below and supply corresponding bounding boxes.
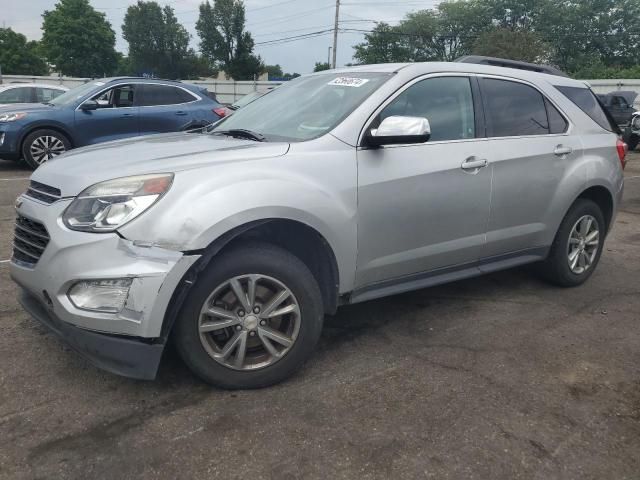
[0,74,283,104]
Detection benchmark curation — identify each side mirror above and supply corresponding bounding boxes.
[80,99,99,111]
[366,116,431,147]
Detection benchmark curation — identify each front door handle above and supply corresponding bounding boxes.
[461,157,488,172]
[175,111,188,116]
[121,113,133,117]
[554,145,573,157]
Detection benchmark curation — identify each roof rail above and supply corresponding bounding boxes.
[455,55,568,78]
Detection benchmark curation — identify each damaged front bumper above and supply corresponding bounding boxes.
[10,195,201,379]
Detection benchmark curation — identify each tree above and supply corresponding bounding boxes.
[41,0,118,77]
[0,28,48,75]
[313,62,330,72]
[196,0,264,80]
[282,72,301,80]
[354,23,410,64]
[264,64,283,79]
[123,1,199,79]
[472,28,549,63]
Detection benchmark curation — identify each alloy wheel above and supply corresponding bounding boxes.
[30,135,66,164]
[567,214,600,274]
[198,274,301,371]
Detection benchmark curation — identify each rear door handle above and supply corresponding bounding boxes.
[175,111,188,116]
[121,112,133,117]
[554,145,573,157]
[461,157,488,172]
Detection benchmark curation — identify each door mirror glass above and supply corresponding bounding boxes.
[80,99,99,111]
[367,116,431,147]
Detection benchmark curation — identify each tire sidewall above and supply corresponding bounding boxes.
[548,199,606,286]
[174,243,324,389]
[22,129,71,169]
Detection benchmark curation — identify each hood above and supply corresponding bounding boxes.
[32,132,290,197]
[0,103,56,114]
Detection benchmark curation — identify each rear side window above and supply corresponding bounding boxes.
[36,88,64,103]
[139,85,196,106]
[0,87,31,104]
[481,78,549,137]
[555,86,615,132]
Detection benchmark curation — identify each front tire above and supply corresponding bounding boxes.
[174,242,324,389]
[22,129,71,169]
[539,199,605,287]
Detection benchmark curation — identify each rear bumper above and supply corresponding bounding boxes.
[18,288,165,380]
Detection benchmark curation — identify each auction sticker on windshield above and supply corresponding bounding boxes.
[328,77,370,87]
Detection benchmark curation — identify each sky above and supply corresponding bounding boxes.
[0,0,439,74]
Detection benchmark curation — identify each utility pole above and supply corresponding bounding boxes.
[327,46,332,67]
[331,0,340,69]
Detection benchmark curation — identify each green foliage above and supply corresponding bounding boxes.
[122,1,206,79]
[264,64,283,79]
[351,0,640,78]
[41,0,118,77]
[0,28,48,75]
[313,62,330,72]
[281,72,301,80]
[472,28,550,63]
[196,0,263,80]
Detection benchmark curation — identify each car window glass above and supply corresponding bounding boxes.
[482,78,549,137]
[0,87,31,104]
[555,85,616,132]
[379,76,475,141]
[139,85,195,106]
[91,85,135,108]
[36,88,64,102]
[545,99,568,134]
[613,96,628,108]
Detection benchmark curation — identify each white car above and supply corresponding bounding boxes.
[0,83,68,106]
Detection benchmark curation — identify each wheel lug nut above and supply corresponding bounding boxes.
[236,325,242,331]
[260,320,266,326]
[253,307,260,314]
[249,331,256,336]
[238,310,245,317]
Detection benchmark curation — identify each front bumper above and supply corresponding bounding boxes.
[18,288,164,379]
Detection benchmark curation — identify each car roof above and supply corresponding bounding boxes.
[324,61,587,89]
[0,83,68,90]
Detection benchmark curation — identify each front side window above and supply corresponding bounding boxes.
[0,87,31,104]
[92,85,135,108]
[211,72,392,142]
[138,85,195,106]
[482,78,550,137]
[379,76,476,142]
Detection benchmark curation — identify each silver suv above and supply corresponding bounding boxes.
[10,60,627,389]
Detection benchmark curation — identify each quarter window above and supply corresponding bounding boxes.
[379,76,476,142]
[138,85,195,106]
[36,88,64,103]
[481,78,551,137]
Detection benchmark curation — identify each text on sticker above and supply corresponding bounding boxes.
[328,77,370,87]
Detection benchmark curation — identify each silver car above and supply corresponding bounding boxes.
[10,61,626,388]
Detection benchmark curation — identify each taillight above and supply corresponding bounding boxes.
[213,107,227,118]
[616,138,628,169]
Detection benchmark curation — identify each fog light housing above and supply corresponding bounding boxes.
[67,279,133,313]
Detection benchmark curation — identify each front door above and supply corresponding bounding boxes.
[356,75,493,287]
[74,84,140,146]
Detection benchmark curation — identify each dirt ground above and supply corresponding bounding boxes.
[0,153,639,480]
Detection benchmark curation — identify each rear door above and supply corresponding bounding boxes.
[609,95,634,126]
[137,84,200,134]
[74,83,140,145]
[479,77,582,261]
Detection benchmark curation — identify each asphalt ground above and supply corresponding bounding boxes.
[0,154,639,479]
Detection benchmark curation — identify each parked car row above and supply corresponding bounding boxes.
[0,83,68,106]
[9,57,626,389]
[0,77,226,168]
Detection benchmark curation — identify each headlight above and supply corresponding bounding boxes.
[62,173,173,232]
[0,112,27,122]
[633,116,640,130]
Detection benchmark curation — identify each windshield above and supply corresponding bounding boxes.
[49,81,105,106]
[212,72,392,141]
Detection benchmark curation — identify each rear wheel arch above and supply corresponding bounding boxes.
[575,185,614,234]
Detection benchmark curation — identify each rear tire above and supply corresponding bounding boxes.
[21,129,71,169]
[538,199,605,287]
[174,242,324,389]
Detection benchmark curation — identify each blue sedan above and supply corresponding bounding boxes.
[0,77,225,168]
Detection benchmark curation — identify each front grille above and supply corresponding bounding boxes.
[13,215,50,265]
[25,180,62,204]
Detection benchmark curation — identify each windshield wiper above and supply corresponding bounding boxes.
[211,129,266,142]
